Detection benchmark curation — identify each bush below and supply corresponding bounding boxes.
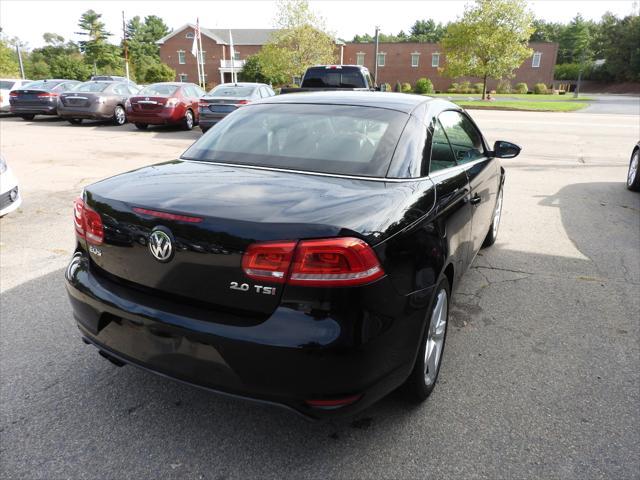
[514,82,528,94]
[496,79,511,94]
[473,82,484,94]
[381,82,392,92]
[458,81,472,93]
[447,82,459,93]
[395,81,402,92]
[401,82,412,93]
[414,77,434,94]
[533,83,549,94]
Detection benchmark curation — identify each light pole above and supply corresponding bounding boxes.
[15,43,25,79]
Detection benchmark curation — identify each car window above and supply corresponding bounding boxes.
[195,86,205,97]
[0,81,16,89]
[21,80,59,91]
[113,84,129,95]
[429,119,457,173]
[182,103,409,177]
[258,87,268,98]
[127,85,139,95]
[302,67,366,88]
[138,84,179,96]
[75,82,109,93]
[209,85,256,97]
[438,110,484,164]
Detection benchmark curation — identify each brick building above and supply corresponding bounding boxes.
[342,41,558,91]
[157,25,279,87]
[158,24,557,91]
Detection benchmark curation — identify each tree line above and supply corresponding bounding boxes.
[351,9,639,83]
[0,9,175,83]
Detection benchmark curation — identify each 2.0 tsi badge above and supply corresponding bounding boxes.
[148,228,174,262]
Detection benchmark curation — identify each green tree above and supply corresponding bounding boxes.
[560,14,592,64]
[0,39,20,77]
[441,0,534,99]
[137,60,175,83]
[239,54,269,83]
[257,0,337,84]
[77,9,122,74]
[125,15,171,82]
[409,19,446,42]
[599,13,640,81]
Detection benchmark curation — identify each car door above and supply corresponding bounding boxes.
[111,83,130,110]
[184,85,201,120]
[438,110,500,261]
[426,116,474,283]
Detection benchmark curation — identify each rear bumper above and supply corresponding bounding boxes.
[57,103,113,120]
[65,250,430,418]
[126,107,183,125]
[9,103,57,115]
[199,112,230,129]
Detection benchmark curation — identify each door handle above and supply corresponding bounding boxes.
[470,194,481,205]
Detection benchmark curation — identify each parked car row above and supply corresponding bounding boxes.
[2,77,275,132]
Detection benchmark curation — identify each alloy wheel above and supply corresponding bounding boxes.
[628,152,638,187]
[424,289,448,386]
[186,111,193,129]
[114,106,126,125]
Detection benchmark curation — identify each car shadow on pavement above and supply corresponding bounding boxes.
[1,181,638,479]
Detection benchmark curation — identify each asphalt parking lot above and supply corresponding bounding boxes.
[1,110,639,479]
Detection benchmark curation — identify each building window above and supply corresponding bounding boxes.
[377,53,386,67]
[233,51,241,61]
[186,32,194,39]
[179,74,188,82]
[199,51,206,65]
[532,52,542,68]
[356,52,365,66]
[411,53,420,67]
[177,50,186,65]
[432,53,440,67]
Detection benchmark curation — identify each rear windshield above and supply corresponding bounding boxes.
[75,82,109,93]
[302,68,366,88]
[0,81,16,90]
[138,84,179,96]
[21,80,59,91]
[208,85,256,97]
[182,103,408,177]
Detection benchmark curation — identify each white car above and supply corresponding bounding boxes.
[0,78,32,113]
[0,155,21,216]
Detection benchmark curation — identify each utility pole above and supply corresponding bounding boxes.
[374,25,380,86]
[122,11,130,81]
[15,43,25,79]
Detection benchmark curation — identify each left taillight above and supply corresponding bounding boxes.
[9,91,19,98]
[73,197,104,245]
[241,237,384,287]
[236,99,250,105]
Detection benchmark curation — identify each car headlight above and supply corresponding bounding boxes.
[0,156,7,174]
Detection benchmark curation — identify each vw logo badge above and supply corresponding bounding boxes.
[148,228,174,262]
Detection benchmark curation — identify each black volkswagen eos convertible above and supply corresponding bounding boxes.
[66,91,520,418]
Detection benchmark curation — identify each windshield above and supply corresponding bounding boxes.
[138,84,179,96]
[182,103,408,177]
[21,80,59,91]
[302,68,367,88]
[75,82,109,93]
[208,85,256,97]
[0,81,17,90]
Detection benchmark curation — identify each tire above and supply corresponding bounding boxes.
[67,118,82,125]
[20,114,35,120]
[134,123,148,130]
[182,110,194,130]
[113,105,126,126]
[482,187,503,248]
[404,277,450,401]
[627,149,640,192]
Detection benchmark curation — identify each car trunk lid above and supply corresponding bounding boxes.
[130,95,167,113]
[82,160,426,317]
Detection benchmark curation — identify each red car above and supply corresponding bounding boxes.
[126,82,205,130]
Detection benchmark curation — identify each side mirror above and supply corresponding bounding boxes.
[492,140,521,159]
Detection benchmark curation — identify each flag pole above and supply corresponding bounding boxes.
[198,20,205,88]
[122,11,130,81]
[229,30,236,84]
[193,21,201,85]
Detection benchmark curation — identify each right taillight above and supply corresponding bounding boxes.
[241,237,384,287]
[73,197,104,245]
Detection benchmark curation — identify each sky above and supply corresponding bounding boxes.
[1,0,638,49]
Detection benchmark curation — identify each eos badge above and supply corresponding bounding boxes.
[148,228,174,262]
